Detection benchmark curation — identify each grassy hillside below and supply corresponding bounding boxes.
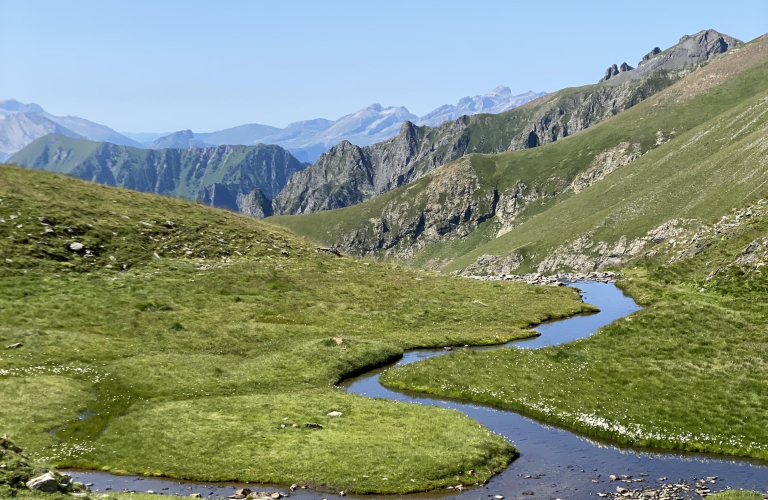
[0,165,591,494]
[383,196,768,462]
[271,34,768,274]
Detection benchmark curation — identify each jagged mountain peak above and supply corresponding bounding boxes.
[601,28,742,84]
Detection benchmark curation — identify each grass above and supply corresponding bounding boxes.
[708,492,764,500]
[0,165,591,494]
[382,197,768,463]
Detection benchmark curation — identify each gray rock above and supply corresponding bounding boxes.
[26,472,58,493]
[5,342,22,349]
[639,47,662,65]
[603,64,620,81]
[619,62,634,72]
[68,242,84,252]
[239,188,273,219]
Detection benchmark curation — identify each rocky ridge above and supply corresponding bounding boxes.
[272,30,741,217]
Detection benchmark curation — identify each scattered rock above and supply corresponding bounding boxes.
[327,411,342,417]
[26,472,59,493]
[68,242,85,252]
[190,494,202,498]
[444,346,452,351]
[5,343,22,349]
[304,423,322,429]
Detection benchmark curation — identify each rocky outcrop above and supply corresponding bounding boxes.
[569,142,641,193]
[239,188,273,219]
[600,29,742,85]
[332,159,498,258]
[273,30,741,216]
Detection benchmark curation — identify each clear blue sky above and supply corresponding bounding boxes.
[1,0,765,133]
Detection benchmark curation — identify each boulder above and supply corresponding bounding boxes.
[68,242,84,252]
[327,411,342,417]
[26,472,59,493]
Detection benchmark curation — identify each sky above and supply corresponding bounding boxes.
[1,0,766,133]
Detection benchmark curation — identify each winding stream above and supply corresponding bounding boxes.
[70,282,768,498]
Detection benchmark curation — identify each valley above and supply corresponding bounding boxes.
[3,13,768,500]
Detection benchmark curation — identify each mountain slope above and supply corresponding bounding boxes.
[0,112,83,161]
[271,30,741,217]
[194,122,282,146]
[8,135,306,216]
[149,129,211,149]
[270,32,765,273]
[0,165,587,494]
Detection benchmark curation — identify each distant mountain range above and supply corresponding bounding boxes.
[0,87,545,164]
[0,99,140,161]
[144,88,546,162]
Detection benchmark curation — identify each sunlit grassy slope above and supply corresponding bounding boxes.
[383,197,768,462]
[0,165,590,494]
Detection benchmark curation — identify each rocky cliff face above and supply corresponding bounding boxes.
[273,30,741,217]
[272,119,472,214]
[333,158,498,258]
[9,135,305,217]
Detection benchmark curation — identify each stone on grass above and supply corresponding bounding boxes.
[68,242,84,252]
[327,411,342,417]
[5,343,22,349]
[26,472,58,493]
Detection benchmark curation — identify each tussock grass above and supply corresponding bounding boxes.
[0,166,589,493]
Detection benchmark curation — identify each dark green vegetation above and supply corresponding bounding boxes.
[9,134,305,210]
[382,197,768,462]
[0,165,592,494]
[272,34,768,274]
